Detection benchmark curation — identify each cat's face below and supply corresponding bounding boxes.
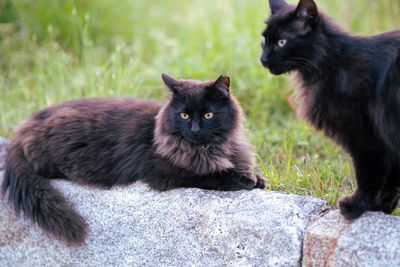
[261,0,320,75]
[160,74,239,145]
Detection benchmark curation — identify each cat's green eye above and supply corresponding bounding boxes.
[204,112,214,119]
[277,39,287,47]
[180,113,189,120]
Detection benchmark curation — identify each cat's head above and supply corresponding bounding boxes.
[156,73,241,145]
[261,0,322,75]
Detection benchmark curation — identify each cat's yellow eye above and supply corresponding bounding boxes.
[277,39,287,47]
[204,112,214,119]
[180,113,189,120]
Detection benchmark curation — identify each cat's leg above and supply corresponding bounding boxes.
[190,170,260,191]
[371,190,400,214]
[370,166,400,214]
[142,168,264,192]
[181,170,264,191]
[338,149,390,219]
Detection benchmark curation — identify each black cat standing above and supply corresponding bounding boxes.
[2,74,265,244]
[261,0,400,219]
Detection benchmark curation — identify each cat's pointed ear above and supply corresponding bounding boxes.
[214,75,230,90]
[295,0,318,22]
[269,0,288,15]
[161,73,179,94]
[209,75,230,101]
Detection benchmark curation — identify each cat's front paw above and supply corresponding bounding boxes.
[255,174,266,189]
[338,193,369,220]
[236,173,257,190]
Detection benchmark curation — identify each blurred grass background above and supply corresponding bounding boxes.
[0,0,399,207]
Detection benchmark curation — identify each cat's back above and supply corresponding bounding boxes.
[370,30,400,43]
[358,30,400,56]
[15,97,164,145]
[41,97,163,120]
[11,97,164,179]
[26,97,161,124]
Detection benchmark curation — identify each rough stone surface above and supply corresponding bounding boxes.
[0,136,326,267]
[303,209,400,267]
[0,136,9,169]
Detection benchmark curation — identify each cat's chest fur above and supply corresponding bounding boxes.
[292,71,373,141]
[153,129,235,175]
[153,113,251,176]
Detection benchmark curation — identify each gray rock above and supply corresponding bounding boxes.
[0,136,9,169]
[0,136,326,267]
[303,209,400,267]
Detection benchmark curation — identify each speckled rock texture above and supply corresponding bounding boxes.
[0,137,326,266]
[303,209,400,267]
[0,136,8,169]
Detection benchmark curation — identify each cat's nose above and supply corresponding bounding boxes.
[191,122,200,133]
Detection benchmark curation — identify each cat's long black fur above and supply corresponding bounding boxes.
[1,74,265,244]
[261,0,400,219]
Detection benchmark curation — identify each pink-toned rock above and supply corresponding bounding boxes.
[303,209,400,267]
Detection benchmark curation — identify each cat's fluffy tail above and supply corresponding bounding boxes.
[1,143,87,245]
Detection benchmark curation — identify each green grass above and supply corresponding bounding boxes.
[0,0,399,208]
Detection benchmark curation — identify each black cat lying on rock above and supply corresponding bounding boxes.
[261,0,400,219]
[2,74,265,244]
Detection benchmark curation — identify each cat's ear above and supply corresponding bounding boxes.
[161,73,179,94]
[209,75,230,100]
[295,0,318,22]
[269,0,288,15]
[214,75,230,89]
